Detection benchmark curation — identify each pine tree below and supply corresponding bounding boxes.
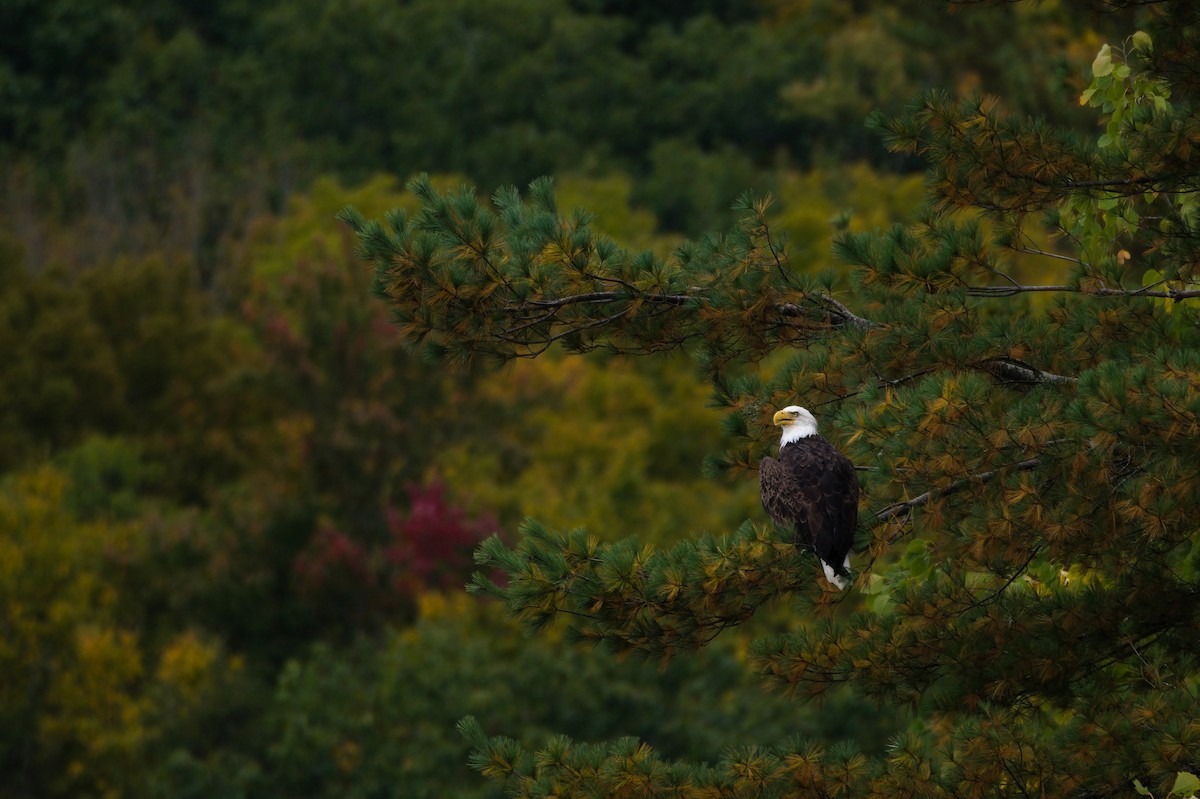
[342,2,1200,796]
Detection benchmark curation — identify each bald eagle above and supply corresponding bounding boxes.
[760,406,859,590]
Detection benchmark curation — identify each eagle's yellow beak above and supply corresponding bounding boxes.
[772,410,795,426]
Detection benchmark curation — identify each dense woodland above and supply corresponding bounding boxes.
[3,1,1199,797]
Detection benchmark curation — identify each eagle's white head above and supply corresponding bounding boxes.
[773,405,818,447]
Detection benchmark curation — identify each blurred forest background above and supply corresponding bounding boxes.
[0,1,1136,796]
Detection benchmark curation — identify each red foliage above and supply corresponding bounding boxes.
[384,482,495,590]
[292,481,494,623]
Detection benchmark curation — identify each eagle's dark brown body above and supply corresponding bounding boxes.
[760,433,859,586]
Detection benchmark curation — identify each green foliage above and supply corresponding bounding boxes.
[244,594,891,798]
[636,140,761,236]
[460,714,876,799]
[1135,772,1200,799]
[1064,31,1199,316]
[0,244,268,493]
[0,246,123,469]
[470,520,819,657]
[57,435,156,520]
[342,172,876,373]
[0,0,131,154]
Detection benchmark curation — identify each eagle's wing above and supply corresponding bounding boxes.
[760,455,816,548]
[812,452,858,572]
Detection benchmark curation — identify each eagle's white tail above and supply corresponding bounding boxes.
[821,554,852,591]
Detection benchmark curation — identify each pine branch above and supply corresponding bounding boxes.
[460,716,872,799]
[800,294,882,331]
[343,177,901,365]
[968,283,1200,300]
[973,357,1078,386]
[515,290,694,309]
[469,520,824,661]
[873,457,1042,531]
[470,456,1060,659]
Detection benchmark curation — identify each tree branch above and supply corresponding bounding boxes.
[806,294,884,330]
[873,457,1042,529]
[974,356,1078,386]
[968,283,1200,300]
[518,290,694,309]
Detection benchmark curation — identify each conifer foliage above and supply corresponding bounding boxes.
[346,2,1200,796]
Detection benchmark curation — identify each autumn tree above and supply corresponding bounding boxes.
[343,1,1200,796]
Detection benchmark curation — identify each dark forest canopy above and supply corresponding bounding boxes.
[1,0,1107,169]
[2,0,1126,273]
